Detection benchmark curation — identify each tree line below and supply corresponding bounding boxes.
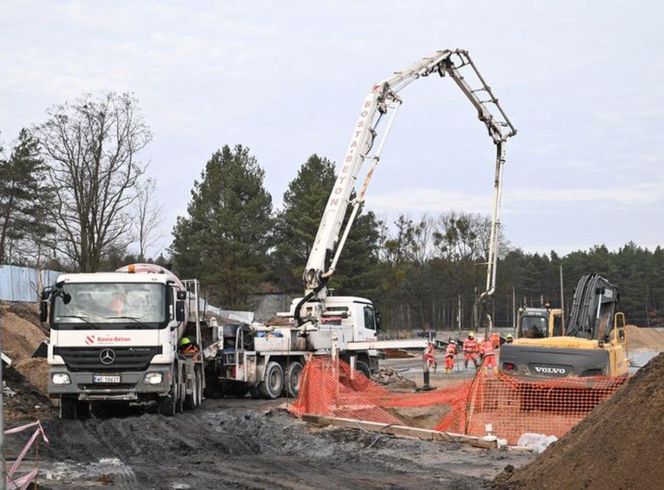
[4,92,662,328]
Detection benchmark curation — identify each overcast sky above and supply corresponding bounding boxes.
[1,1,662,258]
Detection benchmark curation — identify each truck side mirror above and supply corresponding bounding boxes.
[39,287,51,322]
[176,300,186,322]
[39,300,48,322]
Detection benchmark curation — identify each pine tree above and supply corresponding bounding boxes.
[0,129,54,264]
[272,155,336,292]
[170,145,273,308]
[272,154,381,297]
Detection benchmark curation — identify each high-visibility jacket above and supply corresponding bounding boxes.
[463,338,479,359]
[481,341,495,357]
[445,343,456,358]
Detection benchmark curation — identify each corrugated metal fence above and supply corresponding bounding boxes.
[0,265,61,302]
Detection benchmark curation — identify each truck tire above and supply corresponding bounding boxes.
[77,401,91,418]
[195,369,203,407]
[158,376,178,416]
[158,394,176,416]
[356,360,372,379]
[176,367,185,413]
[184,377,196,410]
[60,395,78,419]
[258,361,284,399]
[284,361,304,398]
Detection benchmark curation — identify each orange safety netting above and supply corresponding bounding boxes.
[289,357,628,444]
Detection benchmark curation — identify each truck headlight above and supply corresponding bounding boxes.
[52,373,71,385]
[144,372,163,385]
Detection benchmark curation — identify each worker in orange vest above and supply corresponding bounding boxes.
[423,342,437,373]
[444,342,457,374]
[463,332,480,370]
[480,338,498,374]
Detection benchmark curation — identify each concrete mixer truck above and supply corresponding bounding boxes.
[41,264,205,418]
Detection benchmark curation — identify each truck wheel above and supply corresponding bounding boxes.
[284,361,304,398]
[158,394,176,416]
[195,369,203,407]
[356,360,372,379]
[176,367,185,413]
[184,371,198,410]
[60,396,78,419]
[258,361,284,399]
[77,401,91,418]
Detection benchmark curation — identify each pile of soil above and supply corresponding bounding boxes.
[7,302,48,335]
[494,353,664,489]
[372,366,417,390]
[2,304,54,420]
[2,308,48,362]
[3,365,54,423]
[625,324,664,351]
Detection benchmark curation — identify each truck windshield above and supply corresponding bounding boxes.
[518,315,548,339]
[53,283,167,329]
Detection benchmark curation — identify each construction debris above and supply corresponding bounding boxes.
[494,353,664,489]
[371,367,417,390]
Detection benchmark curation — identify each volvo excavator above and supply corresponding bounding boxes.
[500,273,629,378]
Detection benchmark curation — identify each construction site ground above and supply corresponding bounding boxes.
[3,396,536,489]
[4,307,664,489]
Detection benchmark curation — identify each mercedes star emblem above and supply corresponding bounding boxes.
[99,349,116,365]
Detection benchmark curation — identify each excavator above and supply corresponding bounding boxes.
[500,273,629,378]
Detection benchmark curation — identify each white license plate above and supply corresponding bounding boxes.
[93,375,121,383]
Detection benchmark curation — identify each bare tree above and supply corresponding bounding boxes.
[37,92,152,272]
[134,178,163,261]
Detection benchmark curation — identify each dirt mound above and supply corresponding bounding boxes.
[2,309,48,362]
[7,302,47,335]
[494,353,664,489]
[625,324,664,351]
[3,366,54,423]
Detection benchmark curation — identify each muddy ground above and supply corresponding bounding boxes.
[4,397,535,489]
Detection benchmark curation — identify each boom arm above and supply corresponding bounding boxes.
[301,49,516,315]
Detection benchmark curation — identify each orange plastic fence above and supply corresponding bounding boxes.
[289,357,627,444]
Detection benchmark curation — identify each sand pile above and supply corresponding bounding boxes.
[494,353,664,489]
[625,324,664,351]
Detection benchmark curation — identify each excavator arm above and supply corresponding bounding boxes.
[299,49,516,324]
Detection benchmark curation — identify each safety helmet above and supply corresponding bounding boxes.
[468,331,475,338]
[507,334,513,339]
[179,337,191,347]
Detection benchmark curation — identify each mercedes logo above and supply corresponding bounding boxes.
[99,349,116,365]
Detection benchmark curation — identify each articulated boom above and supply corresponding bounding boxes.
[303,49,517,307]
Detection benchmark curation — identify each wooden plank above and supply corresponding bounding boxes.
[302,414,498,449]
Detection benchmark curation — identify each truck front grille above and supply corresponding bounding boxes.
[54,346,162,372]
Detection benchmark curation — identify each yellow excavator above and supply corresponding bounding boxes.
[500,273,629,378]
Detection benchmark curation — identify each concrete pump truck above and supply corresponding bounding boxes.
[204,49,517,399]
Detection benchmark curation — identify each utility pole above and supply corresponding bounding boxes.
[1,310,6,490]
[457,294,462,337]
[559,265,565,332]
[512,286,516,329]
